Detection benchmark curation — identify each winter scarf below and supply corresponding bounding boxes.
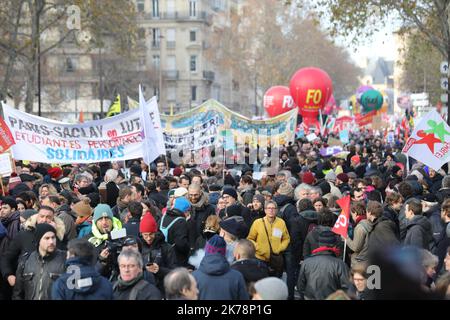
[88,217,122,247]
[312,246,341,257]
[116,272,144,290]
[190,192,208,209]
[355,215,367,226]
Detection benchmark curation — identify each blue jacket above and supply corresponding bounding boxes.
[193,254,249,300]
[0,221,6,239]
[52,257,113,300]
[77,221,92,239]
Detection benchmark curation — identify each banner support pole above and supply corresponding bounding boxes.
[343,239,347,262]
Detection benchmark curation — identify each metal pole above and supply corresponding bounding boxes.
[447,4,450,124]
[99,47,104,118]
[36,1,41,116]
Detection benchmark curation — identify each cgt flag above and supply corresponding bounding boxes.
[0,115,15,153]
[402,110,450,171]
[332,195,351,238]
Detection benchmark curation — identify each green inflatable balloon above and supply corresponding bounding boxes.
[361,89,383,113]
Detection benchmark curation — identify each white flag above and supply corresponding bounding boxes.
[402,110,450,171]
[146,96,166,156]
[139,85,160,165]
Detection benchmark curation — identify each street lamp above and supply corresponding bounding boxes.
[159,34,164,106]
[36,0,42,116]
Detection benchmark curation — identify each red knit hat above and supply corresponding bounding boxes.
[173,167,183,177]
[139,213,157,233]
[302,172,315,185]
[47,167,63,179]
[351,155,361,165]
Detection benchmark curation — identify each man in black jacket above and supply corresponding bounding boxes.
[1,206,65,291]
[368,200,400,253]
[13,223,66,300]
[123,201,143,238]
[187,184,215,250]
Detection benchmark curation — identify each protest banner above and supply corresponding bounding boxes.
[2,100,160,164]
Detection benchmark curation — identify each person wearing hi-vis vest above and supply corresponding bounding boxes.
[246,200,290,278]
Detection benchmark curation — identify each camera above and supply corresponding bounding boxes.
[105,228,128,255]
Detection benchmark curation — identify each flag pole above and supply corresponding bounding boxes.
[343,239,347,262]
[406,154,410,176]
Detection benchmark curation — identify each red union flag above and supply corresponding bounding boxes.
[332,195,351,238]
[0,117,15,153]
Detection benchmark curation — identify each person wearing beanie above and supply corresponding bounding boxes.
[297,229,351,300]
[192,234,249,300]
[139,213,178,293]
[8,173,22,193]
[73,198,93,239]
[350,155,366,178]
[12,223,66,300]
[242,194,266,229]
[86,204,122,250]
[173,167,183,177]
[302,171,316,185]
[222,187,238,206]
[159,197,190,266]
[219,216,249,264]
[219,187,252,227]
[253,277,288,300]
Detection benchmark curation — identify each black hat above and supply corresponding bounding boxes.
[19,173,36,182]
[222,187,238,200]
[318,229,337,247]
[219,217,248,239]
[1,196,17,210]
[225,203,242,217]
[34,223,56,248]
[318,181,331,195]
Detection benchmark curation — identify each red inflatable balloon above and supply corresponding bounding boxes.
[263,86,295,117]
[289,67,333,118]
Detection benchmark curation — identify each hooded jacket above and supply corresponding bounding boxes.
[0,214,66,278]
[368,215,401,254]
[193,254,249,300]
[160,208,190,266]
[297,250,351,300]
[404,215,433,249]
[238,185,255,207]
[290,210,318,263]
[303,226,343,259]
[0,211,21,255]
[230,258,269,286]
[272,194,298,231]
[422,202,445,244]
[13,249,66,300]
[51,257,113,300]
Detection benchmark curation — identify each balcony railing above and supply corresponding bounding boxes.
[163,70,179,80]
[203,71,215,82]
[151,41,160,49]
[141,11,209,22]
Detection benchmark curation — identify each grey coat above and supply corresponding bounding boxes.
[346,219,372,266]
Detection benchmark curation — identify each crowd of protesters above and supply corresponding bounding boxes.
[0,129,450,300]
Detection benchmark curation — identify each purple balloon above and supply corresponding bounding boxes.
[356,85,374,96]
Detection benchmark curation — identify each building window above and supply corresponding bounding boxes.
[138,28,146,40]
[152,28,160,47]
[167,0,175,15]
[61,86,76,100]
[190,30,196,42]
[152,0,160,17]
[167,86,176,101]
[137,0,145,12]
[189,0,197,17]
[232,80,239,91]
[152,55,160,69]
[65,57,77,72]
[191,86,197,101]
[190,55,197,72]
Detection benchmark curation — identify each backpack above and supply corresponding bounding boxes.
[277,203,290,220]
[159,215,183,243]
